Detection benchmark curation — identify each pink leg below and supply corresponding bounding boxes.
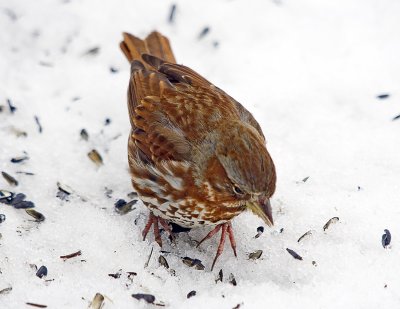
[141,213,170,247]
[211,224,228,271]
[196,224,222,248]
[153,218,162,247]
[227,222,237,257]
[142,213,156,241]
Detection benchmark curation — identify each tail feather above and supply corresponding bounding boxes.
[120,31,176,65]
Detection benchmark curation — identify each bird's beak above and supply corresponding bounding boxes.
[247,197,274,227]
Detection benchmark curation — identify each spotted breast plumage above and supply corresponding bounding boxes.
[120,31,276,270]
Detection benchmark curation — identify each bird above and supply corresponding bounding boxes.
[120,31,276,270]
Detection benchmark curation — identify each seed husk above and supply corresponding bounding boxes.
[297,230,314,243]
[377,94,390,99]
[127,191,138,199]
[36,266,48,278]
[0,214,6,223]
[84,47,100,56]
[88,149,103,166]
[26,302,47,308]
[0,286,12,295]
[80,129,89,141]
[7,99,16,113]
[382,229,391,248]
[60,250,82,260]
[131,293,155,304]
[168,4,176,23]
[0,190,13,200]
[108,270,121,279]
[1,171,18,186]
[25,209,45,222]
[286,248,303,260]
[215,269,223,283]
[255,226,264,238]
[187,290,196,298]
[88,293,104,309]
[182,257,205,270]
[34,116,43,133]
[158,255,169,269]
[248,250,263,260]
[198,26,210,40]
[114,199,137,215]
[323,217,339,231]
[229,273,237,286]
[11,155,29,163]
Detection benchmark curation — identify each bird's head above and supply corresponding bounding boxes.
[205,121,276,226]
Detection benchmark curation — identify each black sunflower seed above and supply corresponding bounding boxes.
[131,293,155,304]
[36,265,48,278]
[187,290,196,298]
[286,248,303,260]
[382,229,391,248]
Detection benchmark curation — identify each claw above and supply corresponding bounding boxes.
[141,213,174,247]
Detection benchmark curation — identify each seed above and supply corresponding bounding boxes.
[1,171,18,186]
[25,302,47,308]
[198,27,210,40]
[108,270,122,279]
[255,226,264,238]
[114,199,137,215]
[25,209,45,222]
[0,190,13,200]
[392,114,400,121]
[297,230,313,243]
[376,94,390,99]
[286,248,303,260]
[229,273,237,286]
[382,229,391,248]
[109,67,118,73]
[0,214,6,223]
[104,118,111,126]
[80,129,89,141]
[11,155,29,163]
[34,116,43,133]
[88,293,104,309]
[56,182,73,200]
[302,176,309,182]
[182,257,205,270]
[248,250,263,260]
[312,261,317,266]
[127,191,138,199]
[7,99,16,113]
[84,47,100,56]
[60,250,82,260]
[131,293,155,304]
[215,269,223,283]
[0,286,12,295]
[36,266,48,278]
[168,4,177,23]
[323,217,339,231]
[187,290,196,298]
[88,149,103,166]
[158,255,169,269]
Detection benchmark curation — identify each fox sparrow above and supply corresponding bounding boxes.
[120,31,276,270]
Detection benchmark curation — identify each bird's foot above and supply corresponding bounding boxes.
[142,212,173,247]
[197,222,237,270]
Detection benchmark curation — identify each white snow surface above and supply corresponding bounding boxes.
[1,0,400,308]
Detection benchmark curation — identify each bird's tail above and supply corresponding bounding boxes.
[120,31,176,66]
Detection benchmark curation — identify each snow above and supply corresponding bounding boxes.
[1,0,400,308]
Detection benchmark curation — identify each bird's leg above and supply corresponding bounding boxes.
[142,213,173,247]
[197,222,237,270]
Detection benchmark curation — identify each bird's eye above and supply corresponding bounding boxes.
[233,185,244,195]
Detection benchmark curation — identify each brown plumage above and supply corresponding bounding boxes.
[120,31,276,270]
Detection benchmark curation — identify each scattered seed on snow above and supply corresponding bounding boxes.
[187,290,196,298]
[198,27,210,40]
[11,155,29,163]
[286,248,303,260]
[25,209,45,222]
[382,229,391,248]
[108,270,122,279]
[376,94,390,99]
[131,293,155,304]
[7,99,16,113]
[158,255,169,269]
[25,302,47,308]
[88,149,103,166]
[255,226,264,238]
[302,176,310,182]
[34,116,43,133]
[229,273,237,286]
[80,129,89,141]
[1,171,18,186]
[127,191,138,199]
[392,114,400,121]
[0,286,12,295]
[0,214,6,223]
[114,199,137,215]
[104,118,111,125]
[36,266,48,278]
[323,217,339,231]
[60,250,82,260]
[88,293,104,309]
[182,257,205,270]
[297,230,314,243]
[83,46,100,56]
[248,250,263,260]
[168,4,176,23]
